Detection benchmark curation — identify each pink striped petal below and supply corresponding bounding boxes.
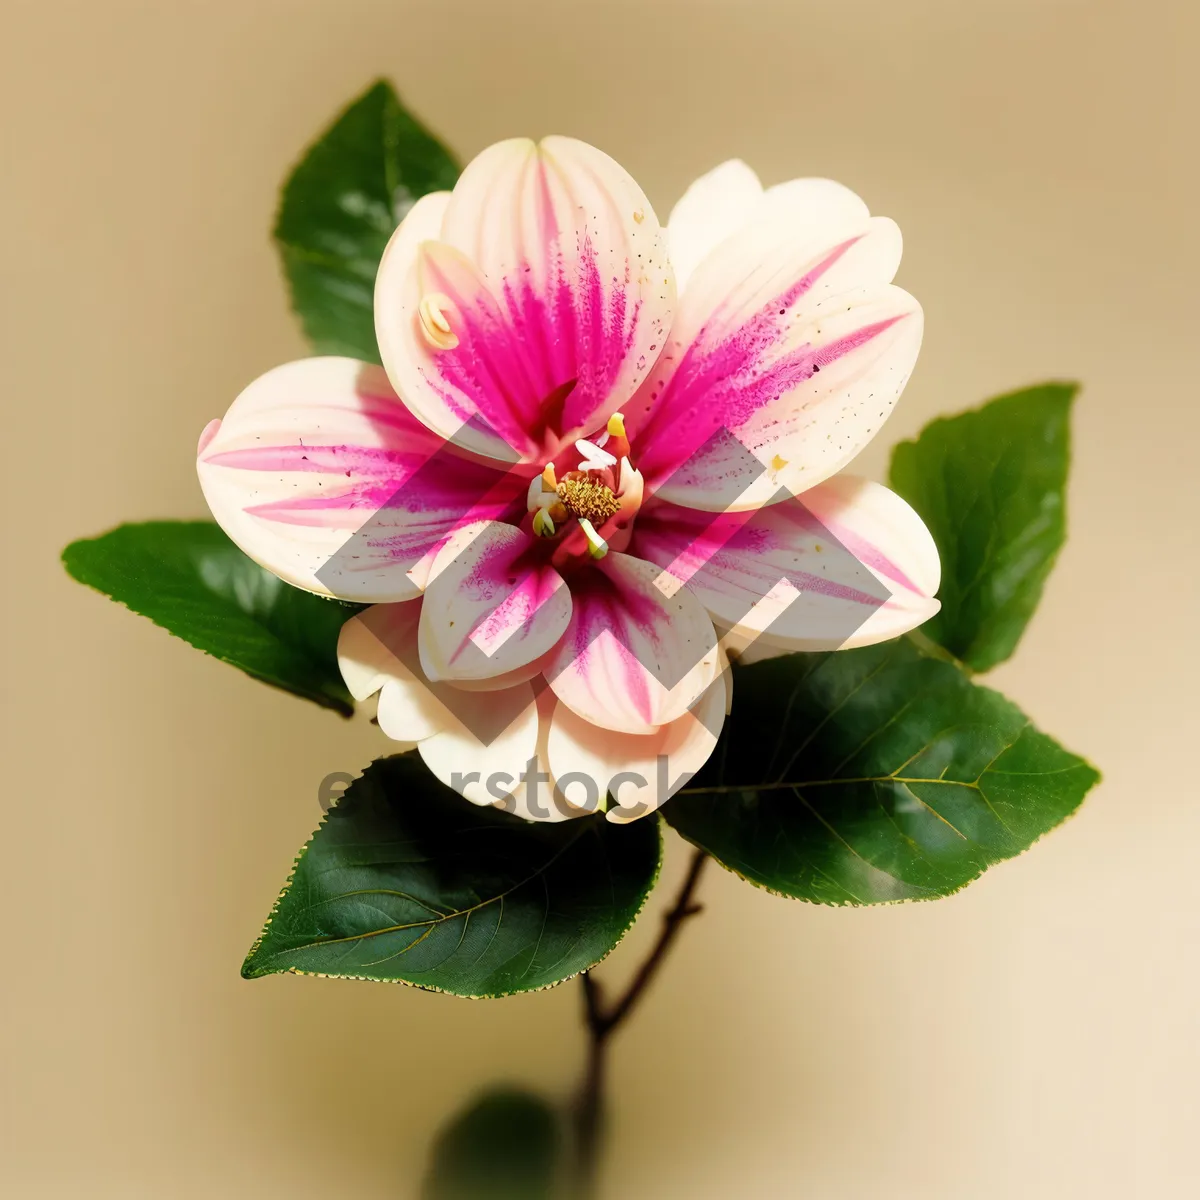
[545,552,720,735]
[418,522,572,684]
[548,673,727,824]
[631,476,940,652]
[375,137,674,465]
[197,357,522,602]
[628,212,921,511]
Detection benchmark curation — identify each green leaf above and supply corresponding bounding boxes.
[274,79,460,362]
[422,1088,561,1200]
[888,382,1077,672]
[62,521,359,715]
[664,639,1098,905]
[242,754,662,995]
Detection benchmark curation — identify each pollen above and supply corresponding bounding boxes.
[557,477,620,525]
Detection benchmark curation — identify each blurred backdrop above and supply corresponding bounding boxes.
[3,0,1197,1196]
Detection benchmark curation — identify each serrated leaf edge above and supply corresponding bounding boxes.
[665,638,1101,907]
[60,527,356,717]
[240,758,665,998]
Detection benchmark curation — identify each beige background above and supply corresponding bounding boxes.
[3,0,1197,1195]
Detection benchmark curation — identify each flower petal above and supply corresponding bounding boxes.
[418,521,572,684]
[548,672,726,823]
[414,682,542,808]
[783,474,941,648]
[491,685,591,822]
[757,176,869,233]
[666,159,762,293]
[631,476,940,652]
[666,163,871,297]
[197,356,522,601]
[545,552,720,734]
[337,600,448,743]
[629,211,921,510]
[376,137,674,465]
[340,606,584,821]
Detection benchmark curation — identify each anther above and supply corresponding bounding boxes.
[418,293,459,350]
[578,518,608,560]
[532,508,556,537]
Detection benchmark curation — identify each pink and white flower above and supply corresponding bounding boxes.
[197,139,940,823]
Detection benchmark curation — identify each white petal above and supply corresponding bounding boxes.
[666,158,763,293]
[547,673,727,823]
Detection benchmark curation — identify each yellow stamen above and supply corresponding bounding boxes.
[606,411,626,438]
[578,518,608,560]
[418,293,459,350]
[557,477,620,525]
[532,508,556,538]
[541,462,558,491]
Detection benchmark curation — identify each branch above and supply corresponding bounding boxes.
[570,846,710,1197]
[586,846,709,1038]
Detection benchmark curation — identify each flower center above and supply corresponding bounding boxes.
[525,411,643,567]
[556,477,620,525]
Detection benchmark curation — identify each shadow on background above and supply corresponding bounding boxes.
[422,1087,561,1200]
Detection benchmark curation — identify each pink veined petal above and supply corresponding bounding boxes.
[375,190,512,466]
[666,159,763,294]
[545,552,720,735]
[376,137,675,466]
[782,474,941,648]
[630,476,940,653]
[197,357,523,602]
[418,521,572,684]
[627,210,922,511]
[547,672,727,824]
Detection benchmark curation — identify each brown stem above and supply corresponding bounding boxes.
[569,847,709,1198]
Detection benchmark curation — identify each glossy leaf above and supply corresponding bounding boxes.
[665,638,1098,904]
[242,755,662,995]
[62,521,359,715]
[422,1088,561,1200]
[889,382,1077,672]
[275,79,460,362]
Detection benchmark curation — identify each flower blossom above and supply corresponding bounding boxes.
[197,139,940,822]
